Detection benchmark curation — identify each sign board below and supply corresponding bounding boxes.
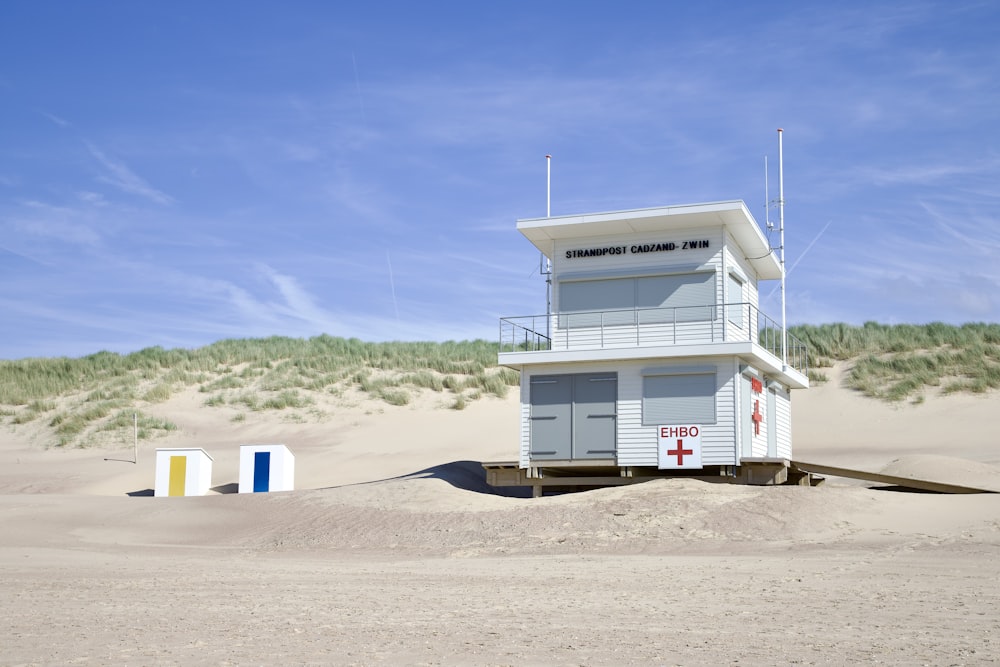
[657,425,703,469]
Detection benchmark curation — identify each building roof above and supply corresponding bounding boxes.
[517,200,783,280]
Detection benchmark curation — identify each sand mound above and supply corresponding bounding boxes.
[30,477,872,558]
[4,375,1000,664]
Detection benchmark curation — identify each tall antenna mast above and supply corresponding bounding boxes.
[764,156,772,230]
[777,129,787,368]
[546,154,551,218]
[543,155,553,336]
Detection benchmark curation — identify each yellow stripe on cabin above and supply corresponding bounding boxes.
[168,456,187,496]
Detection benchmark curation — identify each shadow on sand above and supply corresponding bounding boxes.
[871,485,945,494]
[324,460,532,498]
[125,461,531,498]
[124,483,239,497]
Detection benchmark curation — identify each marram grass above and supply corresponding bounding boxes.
[0,335,517,447]
[790,322,1000,401]
[3,325,997,446]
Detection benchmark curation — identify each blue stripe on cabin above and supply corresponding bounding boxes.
[253,451,271,492]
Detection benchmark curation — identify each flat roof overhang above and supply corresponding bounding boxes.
[499,341,809,389]
[518,200,783,280]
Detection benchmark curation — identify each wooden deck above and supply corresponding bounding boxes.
[482,458,822,497]
[483,458,999,496]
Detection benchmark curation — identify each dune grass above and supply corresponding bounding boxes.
[2,324,996,445]
[790,322,1000,401]
[0,336,518,447]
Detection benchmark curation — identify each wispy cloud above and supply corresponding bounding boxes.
[856,160,997,187]
[39,110,70,127]
[76,191,108,206]
[19,218,102,247]
[2,1,999,357]
[7,200,103,250]
[322,167,400,228]
[85,142,174,205]
[257,264,333,325]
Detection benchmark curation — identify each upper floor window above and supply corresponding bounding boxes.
[727,273,745,328]
[558,272,716,327]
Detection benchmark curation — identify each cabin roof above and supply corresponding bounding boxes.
[517,200,782,280]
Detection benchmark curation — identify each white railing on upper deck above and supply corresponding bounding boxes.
[499,302,808,375]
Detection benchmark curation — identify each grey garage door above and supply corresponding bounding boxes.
[529,373,617,461]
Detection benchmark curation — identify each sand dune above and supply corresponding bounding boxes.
[2,365,1000,665]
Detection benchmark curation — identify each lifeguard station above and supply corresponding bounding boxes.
[487,200,812,495]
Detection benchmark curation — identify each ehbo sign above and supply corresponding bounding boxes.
[657,424,703,469]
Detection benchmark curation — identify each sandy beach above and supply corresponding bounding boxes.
[2,364,999,665]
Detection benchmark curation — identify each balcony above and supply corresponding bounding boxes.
[499,302,809,387]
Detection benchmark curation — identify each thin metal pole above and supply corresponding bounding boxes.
[764,155,770,229]
[544,155,552,339]
[778,129,787,368]
[546,154,551,218]
[133,412,138,464]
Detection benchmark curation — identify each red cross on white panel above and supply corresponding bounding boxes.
[666,439,693,466]
[657,425,703,469]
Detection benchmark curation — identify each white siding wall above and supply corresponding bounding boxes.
[724,239,761,311]
[774,384,792,459]
[519,357,741,468]
[518,378,531,467]
[712,363,739,465]
[736,366,770,459]
[751,386,769,457]
[722,233,763,343]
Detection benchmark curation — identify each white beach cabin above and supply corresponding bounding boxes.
[154,448,214,497]
[493,201,810,494]
[238,444,295,493]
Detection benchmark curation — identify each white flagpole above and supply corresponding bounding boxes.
[544,155,552,339]
[778,129,787,368]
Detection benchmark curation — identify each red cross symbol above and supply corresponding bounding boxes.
[751,399,763,435]
[667,439,693,465]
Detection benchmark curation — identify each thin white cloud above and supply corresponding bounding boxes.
[858,161,995,187]
[39,110,70,127]
[322,167,399,228]
[258,264,332,325]
[276,140,324,163]
[0,243,47,267]
[19,219,101,246]
[76,191,108,206]
[918,202,1000,254]
[6,200,103,249]
[85,143,174,205]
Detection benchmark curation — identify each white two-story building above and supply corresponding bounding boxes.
[493,200,810,493]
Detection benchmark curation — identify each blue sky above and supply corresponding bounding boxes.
[1,1,998,359]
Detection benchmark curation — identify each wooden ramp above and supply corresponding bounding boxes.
[789,460,997,494]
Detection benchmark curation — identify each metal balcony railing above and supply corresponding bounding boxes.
[499,302,808,375]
